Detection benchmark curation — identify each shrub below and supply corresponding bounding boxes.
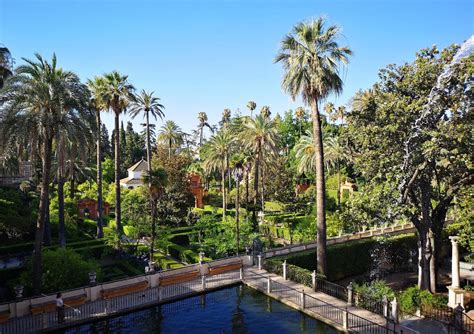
[20,248,100,295]
[398,286,447,314]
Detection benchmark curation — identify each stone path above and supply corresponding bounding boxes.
[243,266,417,333]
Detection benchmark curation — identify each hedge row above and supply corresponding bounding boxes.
[167,243,212,264]
[0,238,105,257]
[272,234,417,281]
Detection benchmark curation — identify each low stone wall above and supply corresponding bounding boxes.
[264,223,416,258]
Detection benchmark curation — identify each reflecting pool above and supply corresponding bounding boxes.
[63,285,340,333]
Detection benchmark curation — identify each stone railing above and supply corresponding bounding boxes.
[0,255,251,332]
[263,223,416,258]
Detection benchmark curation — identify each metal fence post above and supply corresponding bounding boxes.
[311,270,317,291]
[347,282,353,305]
[267,276,271,294]
[454,304,464,331]
[258,254,262,270]
[105,299,110,315]
[201,275,206,291]
[382,296,388,318]
[390,297,399,324]
[283,260,287,280]
[301,289,306,309]
[343,307,348,330]
[240,267,244,280]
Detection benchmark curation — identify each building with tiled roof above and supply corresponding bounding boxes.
[120,159,147,189]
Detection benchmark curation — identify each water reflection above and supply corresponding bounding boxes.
[63,285,341,333]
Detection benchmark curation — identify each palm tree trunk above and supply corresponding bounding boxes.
[43,191,51,246]
[222,163,226,219]
[311,98,327,276]
[253,143,261,225]
[96,109,104,239]
[33,135,53,295]
[245,168,249,207]
[57,132,66,248]
[150,200,157,261]
[261,157,265,211]
[336,164,341,210]
[168,138,172,158]
[236,179,240,255]
[146,110,152,172]
[114,111,122,234]
[199,126,204,147]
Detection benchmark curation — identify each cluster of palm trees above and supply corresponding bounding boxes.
[0,54,166,292]
[0,15,351,290]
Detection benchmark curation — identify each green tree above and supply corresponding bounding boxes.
[348,45,473,291]
[275,17,352,275]
[203,129,234,219]
[246,101,256,117]
[158,120,184,158]
[197,111,213,147]
[240,115,279,221]
[102,71,135,234]
[87,76,107,238]
[1,54,89,293]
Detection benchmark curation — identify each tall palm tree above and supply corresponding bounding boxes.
[158,120,183,158]
[240,115,278,222]
[352,89,376,113]
[87,76,107,238]
[142,168,167,263]
[275,17,352,275]
[56,101,92,248]
[294,131,316,175]
[324,135,351,209]
[203,129,234,219]
[0,45,13,89]
[295,107,306,136]
[246,101,256,117]
[129,90,165,173]
[222,108,231,128]
[330,105,347,124]
[102,71,135,234]
[197,112,213,147]
[1,54,88,293]
[324,102,335,116]
[260,106,271,119]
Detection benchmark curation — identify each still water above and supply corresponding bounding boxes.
[63,285,340,334]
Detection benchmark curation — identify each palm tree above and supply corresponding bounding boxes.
[295,107,306,136]
[222,108,231,128]
[1,54,88,293]
[330,105,347,124]
[0,45,13,89]
[87,76,107,238]
[158,120,183,157]
[240,115,278,222]
[203,129,234,219]
[352,89,376,113]
[275,17,352,275]
[246,101,256,117]
[56,101,92,248]
[324,102,335,116]
[102,71,135,234]
[260,106,271,119]
[324,135,351,209]
[294,131,316,175]
[142,168,167,263]
[197,112,213,147]
[129,90,165,174]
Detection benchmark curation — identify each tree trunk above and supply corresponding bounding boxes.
[245,168,249,208]
[146,110,152,172]
[311,97,327,276]
[43,194,51,246]
[253,142,261,227]
[261,157,265,211]
[417,227,432,291]
[222,163,227,219]
[199,126,203,147]
[236,179,240,255]
[114,112,122,234]
[150,200,157,261]
[57,132,66,248]
[336,166,341,210]
[33,136,53,295]
[96,109,104,239]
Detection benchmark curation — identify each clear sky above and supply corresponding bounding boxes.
[1,0,472,136]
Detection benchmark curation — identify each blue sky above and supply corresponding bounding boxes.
[1,0,472,136]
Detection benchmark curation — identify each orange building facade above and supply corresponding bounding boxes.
[78,198,110,220]
[189,174,204,209]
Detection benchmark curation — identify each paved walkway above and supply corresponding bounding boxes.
[243,266,416,333]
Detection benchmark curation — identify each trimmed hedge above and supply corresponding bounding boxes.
[167,243,212,264]
[272,234,417,281]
